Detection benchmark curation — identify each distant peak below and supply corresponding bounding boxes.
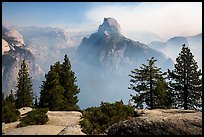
[103,17,118,25]
[98,17,122,35]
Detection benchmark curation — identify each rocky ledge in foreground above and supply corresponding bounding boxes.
[2,107,86,135]
[106,109,202,135]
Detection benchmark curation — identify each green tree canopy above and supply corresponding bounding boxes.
[39,65,64,110]
[39,54,80,111]
[61,54,80,110]
[168,44,202,110]
[5,90,15,104]
[15,60,34,109]
[129,57,172,109]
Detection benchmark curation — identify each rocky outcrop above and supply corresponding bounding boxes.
[2,107,86,135]
[106,109,202,135]
[2,39,10,54]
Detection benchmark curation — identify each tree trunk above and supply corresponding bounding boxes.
[184,85,188,110]
[150,74,153,109]
[183,61,188,110]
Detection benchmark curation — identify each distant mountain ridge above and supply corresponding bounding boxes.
[2,25,91,97]
[77,17,174,73]
[3,18,199,109]
[75,17,175,108]
[148,33,202,69]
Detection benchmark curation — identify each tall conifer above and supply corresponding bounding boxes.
[61,55,80,110]
[168,44,202,110]
[129,57,172,109]
[15,60,34,108]
[39,55,80,110]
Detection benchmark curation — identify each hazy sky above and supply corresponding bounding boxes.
[2,2,202,40]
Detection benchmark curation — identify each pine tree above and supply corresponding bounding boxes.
[6,90,15,104]
[39,55,80,111]
[154,79,172,108]
[60,54,80,110]
[168,44,202,110]
[39,64,64,110]
[129,57,172,109]
[34,95,38,108]
[15,60,34,109]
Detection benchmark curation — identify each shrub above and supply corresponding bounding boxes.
[80,101,134,135]
[17,108,49,127]
[2,102,20,123]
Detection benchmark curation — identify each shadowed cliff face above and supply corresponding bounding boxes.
[106,109,202,135]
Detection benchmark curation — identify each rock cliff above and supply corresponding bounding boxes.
[106,109,202,135]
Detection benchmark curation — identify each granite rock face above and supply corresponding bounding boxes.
[106,109,202,135]
[2,107,86,135]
